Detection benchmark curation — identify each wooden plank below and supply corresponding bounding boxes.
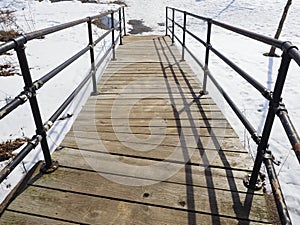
[84,98,217,106]
[99,75,200,80]
[2,145,269,224]
[103,66,194,72]
[61,130,244,150]
[74,110,226,119]
[105,64,189,67]
[75,109,223,118]
[60,136,251,170]
[1,211,77,225]
[95,89,204,95]
[63,126,238,145]
[105,62,191,65]
[99,76,199,81]
[64,129,241,150]
[83,99,216,105]
[66,126,236,137]
[80,104,222,112]
[53,147,251,190]
[71,118,231,130]
[102,65,195,70]
[96,85,202,91]
[82,103,220,111]
[103,65,195,72]
[75,97,226,120]
[104,67,194,73]
[24,166,269,222]
[4,186,270,225]
[97,82,202,88]
[69,121,230,129]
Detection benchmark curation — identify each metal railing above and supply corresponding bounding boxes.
[0,7,126,182]
[166,6,300,225]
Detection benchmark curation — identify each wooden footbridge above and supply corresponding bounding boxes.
[0,35,277,224]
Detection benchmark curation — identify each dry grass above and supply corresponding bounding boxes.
[81,0,127,6]
[0,138,28,162]
[0,64,16,77]
[110,0,127,6]
[0,9,21,42]
[81,0,97,3]
[0,9,20,76]
[0,30,20,42]
[0,9,20,33]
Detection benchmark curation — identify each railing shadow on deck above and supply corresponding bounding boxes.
[166,6,300,225]
[152,35,261,225]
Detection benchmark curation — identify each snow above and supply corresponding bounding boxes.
[0,0,299,223]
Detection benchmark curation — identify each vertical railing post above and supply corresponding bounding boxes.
[122,7,126,36]
[249,51,291,189]
[248,47,293,224]
[201,19,212,95]
[14,40,57,173]
[165,7,168,36]
[171,8,175,45]
[118,8,123,45]
[111,12,116,60]
[87,18,98,96]
[181,11,187,61]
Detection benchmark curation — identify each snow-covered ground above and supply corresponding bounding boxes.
[0,0,299,223]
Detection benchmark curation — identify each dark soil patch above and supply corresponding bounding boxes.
[51,0,127,5]
[50,0,73,2]
[0,30,19,77]
[0,64,16,77]
[128,19,152,35]
[0,30,20,42]
[0,9,20,42]
[81,0,97,3]
[0,138,28,162]
[109,0,127,6]
[92,15,111,30]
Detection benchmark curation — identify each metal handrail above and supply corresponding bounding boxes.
[166,6,300,225]
[0,7,126,183]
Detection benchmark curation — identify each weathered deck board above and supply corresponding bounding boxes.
[0,35,277,224]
